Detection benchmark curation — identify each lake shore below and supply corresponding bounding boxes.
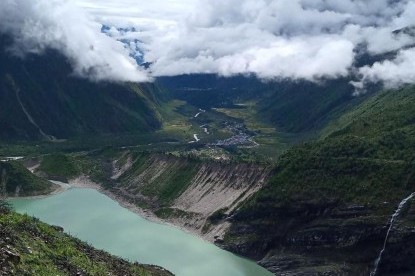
[6,173,205,240]
[67,176,207,241]
[10,181,273,276]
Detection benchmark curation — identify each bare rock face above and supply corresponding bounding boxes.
[222,198,415,276]
[173,162,271,216]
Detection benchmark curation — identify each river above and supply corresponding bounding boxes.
[9,188,273,276]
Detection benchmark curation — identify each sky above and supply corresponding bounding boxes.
[1,0,415,88]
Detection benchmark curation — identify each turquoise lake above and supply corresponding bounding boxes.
[10,188,273,276]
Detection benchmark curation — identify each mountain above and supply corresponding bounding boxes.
[24,84,415,276]
[222,85,415,275]
[2,23,415,276]
[0,35,164,141]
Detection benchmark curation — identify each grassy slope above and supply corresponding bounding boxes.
[0,205,172,276]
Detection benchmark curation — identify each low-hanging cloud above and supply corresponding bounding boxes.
[86,0,415,87]
[358,48,415,88]
[2,0,415,87]
[0,0,150,82]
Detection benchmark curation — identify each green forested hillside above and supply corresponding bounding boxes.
[257,78,370,133]
[224,85,415,275]
[0,35,164,141]
[256,85,415,204]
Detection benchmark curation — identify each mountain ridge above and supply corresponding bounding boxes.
[0,35,164,141]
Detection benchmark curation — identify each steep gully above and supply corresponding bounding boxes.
[9,78,56,141]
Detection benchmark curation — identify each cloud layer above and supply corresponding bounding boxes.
[0,0,150,82]
[2,0,415,87]
[83,0,415,86]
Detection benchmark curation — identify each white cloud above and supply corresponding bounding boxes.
[359,48,415,88]
[150,35,355,80]
[0,0,150,82]
[89,0,414,85]
[2,0,415,87]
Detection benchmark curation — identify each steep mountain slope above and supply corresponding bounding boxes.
[257,78,369,134]
[223,85,415,275]
[0,35,164,141]
[0,203,172,276]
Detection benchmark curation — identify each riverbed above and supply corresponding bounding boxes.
[10,188,273,276]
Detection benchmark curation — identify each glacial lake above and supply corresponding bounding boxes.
[10,188,273,276]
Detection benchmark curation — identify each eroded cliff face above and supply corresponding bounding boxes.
[222,196,415,276]
[224,200,381,275]
[174,162,269,215]
[109,152,273,241]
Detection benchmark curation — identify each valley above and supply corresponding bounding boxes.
[2,75,415,276]
[2,82,414,275]
[1,21,415,276]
